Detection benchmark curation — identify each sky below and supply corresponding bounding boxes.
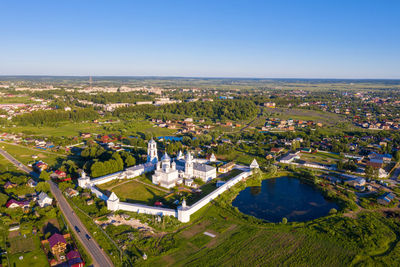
[1,0,399,78]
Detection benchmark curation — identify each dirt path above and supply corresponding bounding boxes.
[134,178,171,193]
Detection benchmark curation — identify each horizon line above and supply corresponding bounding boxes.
[1,74,400,81]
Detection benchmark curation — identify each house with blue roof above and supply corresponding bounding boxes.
[377,192,395,205]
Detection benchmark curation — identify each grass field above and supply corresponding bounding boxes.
[0,153,19,172]
[0,141,63,167]
[0,96,35,104]
[140,204,357,267]
[98,179,167,205]
[2,121,103,137]
[111,120,176,137]
[300,152,342,164]
[8,234,48,267]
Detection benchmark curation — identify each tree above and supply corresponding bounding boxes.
[91,161,105,178]
[365,165,378,180]
[124,155,136,167]
[36,181,50,193]
[39,171,51,181]
[394,150,400,162]
[0,192,9,206]
[329,208,337,214]
[282,217,288,224]
[10,175,27,185]
[59,182,74,192]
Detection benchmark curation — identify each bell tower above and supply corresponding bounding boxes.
[147,139,158,163]
[184,151,194,177]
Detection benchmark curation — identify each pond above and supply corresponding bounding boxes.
[157,136,183,141]
[232,176,338,223]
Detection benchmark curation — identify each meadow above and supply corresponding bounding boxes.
[97,179,167,205]
[0,141,63,166]
[2,121,102,138]
[8,234,48,267]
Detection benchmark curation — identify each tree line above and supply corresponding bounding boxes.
[113,100,259,121]
[13,108,98,126]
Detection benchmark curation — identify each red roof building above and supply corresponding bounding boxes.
[67,250,84,267]
[54,170,67,178]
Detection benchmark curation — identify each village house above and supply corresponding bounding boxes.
[4,181,17,189]
[26,178,37,187]
[377,192,395,205]
[37,192,53,208]
[66,250,84,267]
[54,170,67,179]
[345,177,366,187]
[270,147,284,154]
[263,102,276,108]
[6,199,30,209]
[48,233,67,254]
[218,162,235,173]
[80,133,91,138]
[279,153,300,164]
[33,161,48,172]
[64,188,79,198]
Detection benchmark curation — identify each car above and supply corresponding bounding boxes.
[85,234,91,240]
[74,226,80,233]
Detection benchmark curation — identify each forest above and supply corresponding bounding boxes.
[13,108,98,126]
[114,99,259,121]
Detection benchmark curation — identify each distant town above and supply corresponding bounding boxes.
[0,77,399,266]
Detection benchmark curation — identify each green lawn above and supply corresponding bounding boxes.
[0,153,19,172]
[0,142,63,167]
[98,179,167,205]
[112,120,176,137]
[2,121,102,137]
[8,234,48,267]
[301,152,342,164]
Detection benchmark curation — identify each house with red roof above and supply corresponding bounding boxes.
[270,147,284,154]
[33,161,48,172]
[54,170,67,178]
[67,250,84,267]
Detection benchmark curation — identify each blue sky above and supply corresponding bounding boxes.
[1,0,399,78]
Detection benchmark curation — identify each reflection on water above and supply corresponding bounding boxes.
[250,186,261,196]
[232,177,338,223]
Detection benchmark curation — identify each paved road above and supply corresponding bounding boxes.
[0,148,114,267]
[49,181,114,267]
[239,107,264,133]
[390,162,400,182]
[0,148,32,173]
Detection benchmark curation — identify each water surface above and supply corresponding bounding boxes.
[232,177,338,222]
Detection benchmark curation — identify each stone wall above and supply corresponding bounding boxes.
[177,170,252,222]
[104,166,254,222]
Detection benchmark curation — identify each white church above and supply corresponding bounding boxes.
[79,138,217,190]
[150,141,217,189]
